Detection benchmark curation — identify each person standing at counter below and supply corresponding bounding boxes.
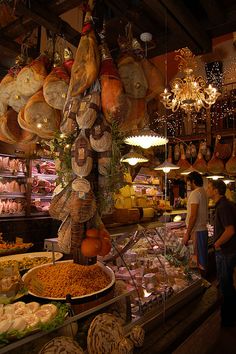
[207,179,236,327]
[183,171,208,277]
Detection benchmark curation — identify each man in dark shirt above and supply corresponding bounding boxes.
[207,179,236,327]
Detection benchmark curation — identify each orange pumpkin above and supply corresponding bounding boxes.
[99,228,111,240]
[81,237,101,257]
[86,228,99,238]
[98,238,112,257]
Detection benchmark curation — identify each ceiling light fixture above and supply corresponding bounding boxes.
[124,127,168,149]
[223,179,235,185]
[206,175,224,180]
[154,161,180,174]
[181,166,203,175]
[160,47,221,113]
[120,150,149,166]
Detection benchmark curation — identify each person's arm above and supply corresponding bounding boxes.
[214,225,235,249]
[183,203,198,245]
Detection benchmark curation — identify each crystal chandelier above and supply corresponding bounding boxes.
[160,47,221,113]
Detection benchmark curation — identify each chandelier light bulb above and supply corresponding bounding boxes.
[160,47,221,113]
[127,158,139,166]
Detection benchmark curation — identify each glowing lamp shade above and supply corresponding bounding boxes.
[124,127,168,149]
[223,179,235,185]
[181,166,203,175]
[154,161,180,174]
[120,151,148,166]
[206,175,224,180]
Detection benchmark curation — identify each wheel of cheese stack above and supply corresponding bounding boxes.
[87,313,125,354]
[39,336,84,354]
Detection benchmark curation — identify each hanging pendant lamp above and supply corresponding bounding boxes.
[181,166,203,175]
[120,149,148,166]
[124,127,168,149]
[154,161,180,174]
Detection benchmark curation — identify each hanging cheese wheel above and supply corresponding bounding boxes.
[71,129,93,177]
[72,177,91,193]
[90,115,112,152]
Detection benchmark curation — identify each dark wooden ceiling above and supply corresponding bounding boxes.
[0,0,235,78]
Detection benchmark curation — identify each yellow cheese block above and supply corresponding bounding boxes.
[119,185,131,197]
[136,197,148,208]
[123,197,132,209]
[142,207,155,218]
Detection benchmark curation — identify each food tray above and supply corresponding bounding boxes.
[22,260,115,301]
[0,243,33,256]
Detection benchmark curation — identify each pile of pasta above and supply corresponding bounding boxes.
[26,262,111,298]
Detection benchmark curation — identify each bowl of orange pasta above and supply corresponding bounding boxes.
[22,260,115,301]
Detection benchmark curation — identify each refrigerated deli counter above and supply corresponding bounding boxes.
[0,220,219,354]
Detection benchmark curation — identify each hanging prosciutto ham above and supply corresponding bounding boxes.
[69,1,100,97]
[176,144,191,173]
[100,41,127,125]
[207,135,224,174]
[16,55,49,96]
[43,52,70,110]
[226,138,236,176]
[193,142,208,173]
[63,47,74,75]
[0,109,36,144]
[24,90,61,139]
[117,37,148,99]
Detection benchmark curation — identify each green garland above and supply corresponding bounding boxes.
[42,131,77,186]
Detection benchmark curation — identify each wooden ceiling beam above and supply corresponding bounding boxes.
[159,0,212,53]
[0,34,22,56]
[199,0,225,25]
[1,0,83,45]
[11,0,80,47]
[142,0,204,55]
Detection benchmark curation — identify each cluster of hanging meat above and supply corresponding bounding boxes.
[0,47,73,144]
[169,135,236,177]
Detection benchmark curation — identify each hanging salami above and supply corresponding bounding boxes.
[71,129,93,177]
